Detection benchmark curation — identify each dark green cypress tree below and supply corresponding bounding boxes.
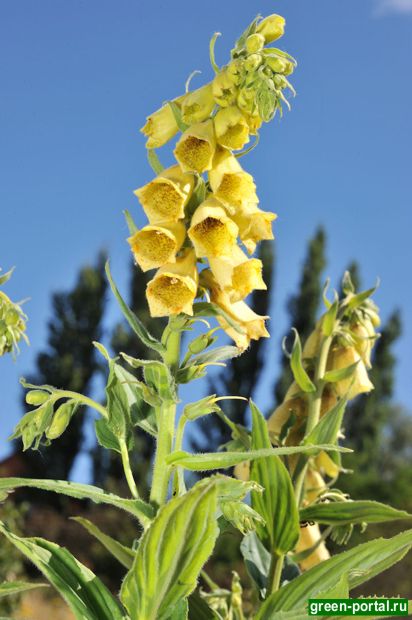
[273,227,326,407]
[194,240,274,451]
[20,253,107,480]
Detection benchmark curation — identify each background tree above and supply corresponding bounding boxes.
[19,253,107,481]
[273,227,326,406]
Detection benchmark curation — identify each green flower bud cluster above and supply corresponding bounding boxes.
[0,268,28,358]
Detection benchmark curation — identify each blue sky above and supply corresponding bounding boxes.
[1,0,411,477]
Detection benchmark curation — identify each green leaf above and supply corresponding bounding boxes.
[300,500,412,526]
[167,444,350,471]
[0,267,15,286]
[188,345,241,366]
[167,101,188,132]
[323,362,359,383]
[121,354,177,402]
[188,591,220,620]
[120,479,219,620]
[0,580,48,598]
[322,299,339,337]
[304,398,347,447]
[72,517,134,569]
[0,522,127,620]
[0,477,154,526]
[290,329,316,393]
[250,401,300,554]
[105,262,165,355]
[167,598,189,620]
[240,531,271,596]
[256,528,412,617]
[193,302,245,334]
[317,573,349,598]
[346,282,379,311]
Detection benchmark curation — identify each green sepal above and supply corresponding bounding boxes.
[323,361,359,383]
[193,302,245,334]
[147,148,164,174]
[290,329,316,393]
[304,398,347,447]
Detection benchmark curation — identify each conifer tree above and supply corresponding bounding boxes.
[20,254,107,480]
[273,227,326,406]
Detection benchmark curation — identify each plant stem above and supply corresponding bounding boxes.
[150,318,181,507]
[294,334,333,505]
[267,552,284,595]
[119,438,140,499]
[173,415,188,496]
[55,390,108,419]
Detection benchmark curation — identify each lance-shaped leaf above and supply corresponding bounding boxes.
[167,444,350,471]
[345,282,379,311]
[105,261,165,355]
[323,362,359,383]
[321,298,338,337]
[0,522,127,620]
[304,398,347,447]
[0,478,154,526]
[188,591,220,620]
[0,581,48,598]
[188,346,241,366]
[256,528,412,618]
[0,267,15,286]
[290,329,316,393]
[300,500,412,527]
[250,401,300,554]
[120,479,219,620]
[72,517,134,569]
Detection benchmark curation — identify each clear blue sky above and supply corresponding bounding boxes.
[1,0,411,477]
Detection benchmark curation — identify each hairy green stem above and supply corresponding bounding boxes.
[119,438,140,499]
[267,552,284,595]
[150,319,181,507]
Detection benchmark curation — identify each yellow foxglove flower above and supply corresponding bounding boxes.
[257,14,286,44]
[140,98,183,148]
[146,250,198,317]
[237,87,256,115]
[243,112,263,134]
[315,450,340,478]
[295,523,330,571]
[128,222,185,272]
[209,246,266,302]
[214,106,250,151]
[305,469,327,504]
[209,148,258,212]
[233,205,277,254]
[351,317,377,369]
[181,83,215,125]
[327,345,374,399]
[134,165,194,225]
[188,197,238,258]
[202,270,269,350]
[212,69,238,107]
[174,120,216,173]
[226,59,243,86]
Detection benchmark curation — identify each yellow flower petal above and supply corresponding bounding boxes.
[209,148,258,213]
[128,222,186,272]
[146,250,198,317]
[188,198,238,258]
[209,246,266,302]
[174,120,216,173]
[327,345,374,399]
[212,69,238,107]
[214,106,250,151]
[181,83,215,125]
[232,205,277,254]
[295,523,330,571]
[134,165,194,225]
[140,97,184,149]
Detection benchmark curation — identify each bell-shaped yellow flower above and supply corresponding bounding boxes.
[146,249,198,317]
[174,120,216,173]
[209,148,258,213]
[128,222,186,272]
[209,246,266,302]
[233,205,277,254]
[214,106,250,151]
[327,345,374,399]
[237,87,256,115]
[188,197,238,259]
[181,83,215,125]
[212,69,238,107]
[243,112,263,134]
[315,450,340,478]
[257,14,286,44]
[351,317,377,369]
[140,98,183,149]
[295,523,330,571]
[202,270,269,350]
[134,165,195,225]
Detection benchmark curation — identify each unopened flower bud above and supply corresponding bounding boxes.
[25,390,49,406]
[226,59,243,85]
[257,14,286,44]
[212,70,238,107]
[46,402,74,440]
[245,33,265,54]
[265,55,288,74]
[243,53,262,73]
